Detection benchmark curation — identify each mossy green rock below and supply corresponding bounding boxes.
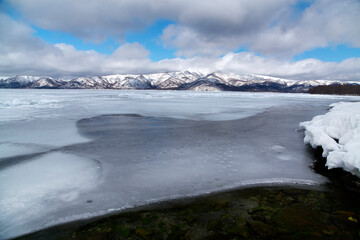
[135,227,153,239]
[248,220,279,238]
[272,204,324,232]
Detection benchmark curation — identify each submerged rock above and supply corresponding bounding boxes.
[272,204,324,232]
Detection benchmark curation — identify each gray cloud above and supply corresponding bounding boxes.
[162,0,360,57]
[0,14,150,77]
[8,0,173,42]
[8,0,360,57]
[9,0,288,40]
[161,24,241,57]
[249,0,360,56]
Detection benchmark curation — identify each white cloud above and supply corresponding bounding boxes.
[110,42,150,60]
[102,43,152,73]
[154,52,360,81]
[213,52,360,81]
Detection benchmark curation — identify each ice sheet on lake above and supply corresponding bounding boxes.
[0,89,354,122]
[300,102,360,176]
[0,152,100,239]
[0,89,359,239]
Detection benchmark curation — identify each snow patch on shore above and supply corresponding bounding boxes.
[300,102,360,176]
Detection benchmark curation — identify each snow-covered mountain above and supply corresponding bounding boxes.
[0,71,357,92]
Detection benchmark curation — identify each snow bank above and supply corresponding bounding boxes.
[300,102,360,176]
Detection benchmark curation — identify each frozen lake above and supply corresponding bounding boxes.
[1,89,359,239]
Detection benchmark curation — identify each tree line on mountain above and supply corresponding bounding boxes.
[308,84,360,95]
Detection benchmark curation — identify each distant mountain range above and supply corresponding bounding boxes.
[0,71,358,93]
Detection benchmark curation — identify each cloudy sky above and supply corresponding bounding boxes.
[1,0,360,80]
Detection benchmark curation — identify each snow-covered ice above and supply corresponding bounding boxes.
[300,102,360,176]
[0,89,359,239]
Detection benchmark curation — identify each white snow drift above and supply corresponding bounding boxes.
[300,102,360,176]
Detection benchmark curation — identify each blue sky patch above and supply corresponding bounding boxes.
[293,45,360,62]
[125,19,176,61]
[33,26,119,54]
[32,19,176,61]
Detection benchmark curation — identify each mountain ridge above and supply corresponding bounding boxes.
[0,71,358,93]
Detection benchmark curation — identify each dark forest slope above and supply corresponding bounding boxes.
[309,84,360,95]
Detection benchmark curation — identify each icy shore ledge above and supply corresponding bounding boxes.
[300,102,360,177]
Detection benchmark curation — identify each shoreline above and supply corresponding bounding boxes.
[15,182,360,240]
